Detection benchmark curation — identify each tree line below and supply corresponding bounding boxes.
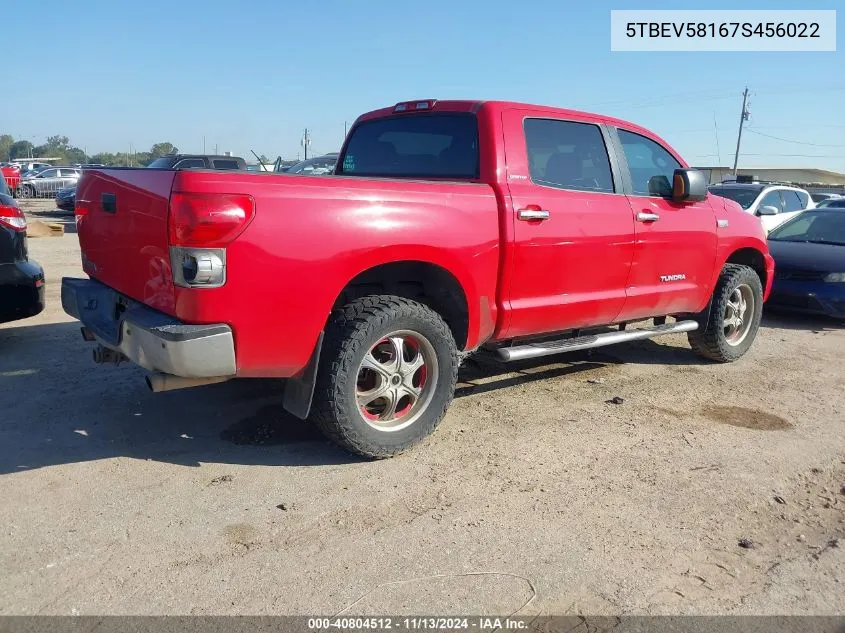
[0,134,179,167]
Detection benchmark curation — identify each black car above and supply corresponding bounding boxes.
[767,207,845,319]
[0,176,45,324]
[146,154,247,170]
[55,185,76,212]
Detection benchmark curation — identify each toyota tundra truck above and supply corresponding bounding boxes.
[62,99,774,458]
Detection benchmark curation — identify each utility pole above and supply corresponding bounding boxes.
[301,128,311,160]
[203,136,206,154]
[732,87,750,175]
[344,121,348,138]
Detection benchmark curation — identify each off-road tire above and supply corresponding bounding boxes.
[688,264,763,362]
[310,295,459,458]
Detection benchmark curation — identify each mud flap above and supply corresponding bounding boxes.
[282,332,323,420]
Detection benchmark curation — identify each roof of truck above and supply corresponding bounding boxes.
[355,99,658,137]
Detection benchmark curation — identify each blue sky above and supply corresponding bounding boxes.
[3,0,843,170]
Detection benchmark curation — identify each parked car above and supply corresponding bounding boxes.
[285,153,339,175]
[17,167,81,198]
[0,175,45,324]
[767,207,845,319]
[146,154,247,170]
[708,182,815,233]
[55,185,76,212]
[809,192,842,204]
[815,198,845,209]
[62,98,773,458]
[1,163,21,195]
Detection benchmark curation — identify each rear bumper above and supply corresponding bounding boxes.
[0,260,45,324]
[61,277,237,377]
[767,279,845,319]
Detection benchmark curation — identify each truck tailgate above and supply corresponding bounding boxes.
[76,169,177,315]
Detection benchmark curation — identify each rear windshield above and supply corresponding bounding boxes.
[708,185,764,210]
[338,113,479,179]
[212,159,242,170]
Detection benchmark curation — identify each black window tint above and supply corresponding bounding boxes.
[174,158,206,169]
[759,190,783,213]
[339,114,478,179]
[212,159,241,170]
[782,190,803,212]
[524,119,614,193]
[617,129,681,196]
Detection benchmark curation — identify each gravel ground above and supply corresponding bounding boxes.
[1,204,843,615]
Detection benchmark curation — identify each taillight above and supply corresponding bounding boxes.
[74,202,90,227]
[0,204,26,231]
[168,193,255,247]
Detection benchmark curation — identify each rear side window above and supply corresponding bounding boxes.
[524,119,614,193]
[212,159,241,170]
[617,129,681,196]
[339,114,479,179]
[782,190,804,212]
[0,175,9,195]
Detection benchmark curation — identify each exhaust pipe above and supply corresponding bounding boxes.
[145,372,232,393]
[93,345,126,365]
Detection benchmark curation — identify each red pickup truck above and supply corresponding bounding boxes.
[62,99,774,458]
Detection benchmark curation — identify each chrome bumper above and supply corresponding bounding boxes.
[61,277,236,378]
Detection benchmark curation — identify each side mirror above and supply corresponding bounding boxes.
[757,205,779,216]
[671,168,708,202]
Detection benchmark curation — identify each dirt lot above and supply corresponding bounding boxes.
[1,202,843,615]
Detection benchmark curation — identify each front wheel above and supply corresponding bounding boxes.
[310,295,459,458]
[18,185,34,199]
[688,264,763,362]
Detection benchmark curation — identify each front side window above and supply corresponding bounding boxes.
[758,190,783,214]
[782,190,804,212]
[524,119,614,193]
[339,113,479,179]
[617,129,681,196]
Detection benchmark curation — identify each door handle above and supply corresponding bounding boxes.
[636,212,660,222]
[517,208,550,221]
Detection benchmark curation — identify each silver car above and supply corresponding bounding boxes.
[18,167,81,198]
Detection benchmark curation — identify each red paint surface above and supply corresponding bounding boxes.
[76,100,772,378]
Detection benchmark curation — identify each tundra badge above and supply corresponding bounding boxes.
[660,274,686,282]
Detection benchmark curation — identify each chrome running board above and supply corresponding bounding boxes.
[496,320,699,362]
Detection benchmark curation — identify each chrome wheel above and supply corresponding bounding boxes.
[355,330,438,432]
[724,284,754,347]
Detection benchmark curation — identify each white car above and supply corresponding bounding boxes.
[708,182,815,233]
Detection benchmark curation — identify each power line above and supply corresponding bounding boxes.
[745,128,845,148]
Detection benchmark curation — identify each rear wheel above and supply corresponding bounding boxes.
[310,295,459,458]
[18,185,34,199]
[688,264,763,362]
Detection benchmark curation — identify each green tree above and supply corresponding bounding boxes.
[0,135,13,161]
[9,141,34,160]
[150,142,178,158]
[90,152,117,166]
[65,147,87,164]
